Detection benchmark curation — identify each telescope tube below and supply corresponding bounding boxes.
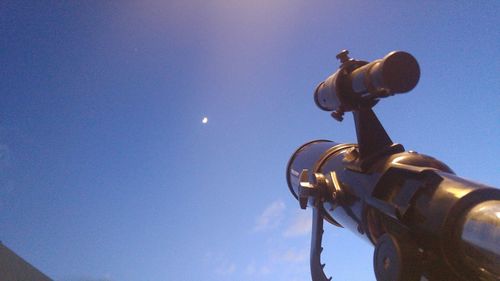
[287,140,500,280]
[459,200,500,279]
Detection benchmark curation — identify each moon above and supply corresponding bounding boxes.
[202,117,208,124]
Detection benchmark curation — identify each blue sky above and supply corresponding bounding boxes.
[0,1,498,281]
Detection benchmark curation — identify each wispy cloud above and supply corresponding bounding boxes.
[245,261,271,276]
[215,262,236,276]
[253,200,286,232]
[204,252,237,277]
[259,265,271,275]
[242,247,310,280]
[272,248,308,263]
[245,262,256,275]
[283,210,311,237]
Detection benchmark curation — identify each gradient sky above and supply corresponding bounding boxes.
[1,1,498,281]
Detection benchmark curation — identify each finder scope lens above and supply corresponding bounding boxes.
[351,51,420,95]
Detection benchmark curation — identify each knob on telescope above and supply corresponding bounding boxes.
[314,50,420,121]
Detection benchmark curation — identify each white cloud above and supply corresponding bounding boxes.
[259,265,271,275]
[283,210,311,237]
[215,262,236,276]
[245,262,256,276]
[204,252,238,277]
[245,261,272,276]
[254,200,286,232]
[272,248,308,263]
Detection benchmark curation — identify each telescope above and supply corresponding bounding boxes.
[286,50,500,281]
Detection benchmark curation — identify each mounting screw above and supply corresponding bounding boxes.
[299,169,315,209]
[344,147,359,162]
[312,172,327,189]
[336,50,351,63]
[331,110,344,122]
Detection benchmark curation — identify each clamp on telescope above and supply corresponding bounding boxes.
[314,50,420,172]
[297,169,337,281]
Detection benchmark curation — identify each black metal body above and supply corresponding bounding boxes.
[287,141,500,280]
[286,50,500,281]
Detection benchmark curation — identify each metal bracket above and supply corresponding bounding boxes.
[298,169,338,281]
[311,205,333,281]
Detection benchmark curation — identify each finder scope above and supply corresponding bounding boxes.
[314,50,420,121]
